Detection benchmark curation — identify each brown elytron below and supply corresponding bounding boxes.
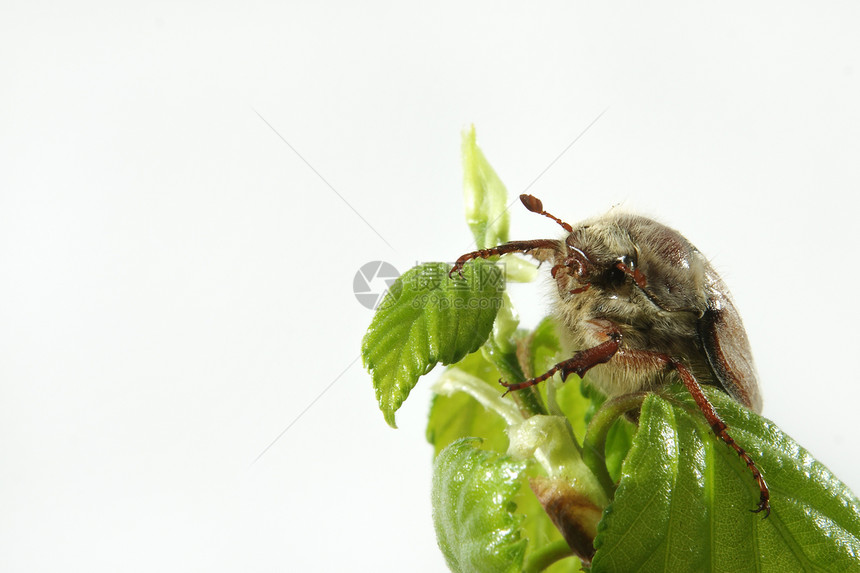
[450,194,770,516]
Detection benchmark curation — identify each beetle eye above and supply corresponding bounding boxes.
[602,255,637,289]
[605,265,627,287]
[618,254,635,270]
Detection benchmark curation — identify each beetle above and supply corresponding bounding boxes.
[449,194,770,516]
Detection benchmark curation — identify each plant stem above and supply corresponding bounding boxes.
[522,540,575,572]
[482,340,547,418]
[582,392,647,499]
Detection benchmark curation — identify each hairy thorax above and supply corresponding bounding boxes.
[549,231,711,398]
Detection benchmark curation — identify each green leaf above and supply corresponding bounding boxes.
[601,418,635,483]
[426,353,520,457]
[500,254,539,283]
[432,438,528,573]
[427,390,510,457]
[426,336,583,571]
[591,385,860,573]
[462,125,510,249]
[528,317,562,378]
[479,300,548,419]
[362,260,504,427]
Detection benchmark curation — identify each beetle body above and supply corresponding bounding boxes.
[449,194,769,515]
[547,210,761,412]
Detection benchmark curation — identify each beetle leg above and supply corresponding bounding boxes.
[449,239,559,278]
[504,338,771,517]
[670,360,771,517]
[618,349,771,517]
[499,330,622,396]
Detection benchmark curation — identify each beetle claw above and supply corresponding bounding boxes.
[750,497,771,518]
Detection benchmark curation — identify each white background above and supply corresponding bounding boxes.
[2,2,859,571]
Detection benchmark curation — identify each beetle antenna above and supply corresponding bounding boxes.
[520,194,573,233]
